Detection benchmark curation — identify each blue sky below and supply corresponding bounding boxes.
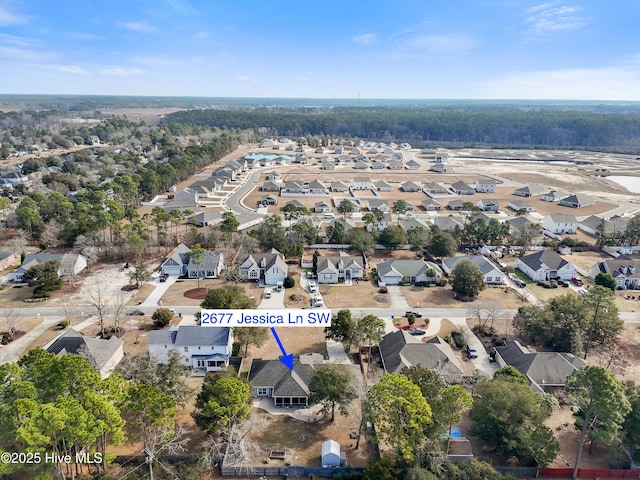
[1,0,639,100]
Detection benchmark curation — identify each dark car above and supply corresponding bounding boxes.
[129,309,145,316]
[405,311,423,318]
[408,328,426,336]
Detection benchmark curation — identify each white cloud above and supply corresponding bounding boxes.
[478,65,640,100]
[0,45,53,62]
[134,55,184,68]
[0,33,38,48]
[526,3,589,33]
[101,67,143,77]
[58,65,89,75]
[352,33,378,46]
[396,33,480,55]
[0,6,28,26]
[166,0,196,15]
[118,21,155,33]
[66,32,103,41]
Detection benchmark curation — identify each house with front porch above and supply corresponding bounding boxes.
[316,252,366,284]
[517,250,577,281]
[148,326,233,373]
[589,256,640,289]
[237,248,288,285]
[559,193,596,208]
[314,201,332,213]
[477,199,500,212]
[377,259,442,285]
[441,255,503,285]
[248,356,318,407]
[187,251,225,279]
[368,199,389,212]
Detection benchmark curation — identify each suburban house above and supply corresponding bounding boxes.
[368,199,389,212]
[307,179,328,194]
[316,252,366,284]
[517,250,577,281]
[237,248,288,285]
[405,159,421,169]
[441,255,504,284]
[13,253,87,283]
[477,199,500,212]
[559,193,596,208]
[401,181,423,192]
[379,331,464,379]
[450,180,475,195]
[320,159,336,170]
[495,340,586,393]
[314,201,332,213]
[266,171,281,181]
[513,185,548,197]
[430,163,453,172]
[447,199,469,211]
[161,243,194,276]
[579,215,629,237]
[282,181,305,194]
[45,329,124,378]
[508,199,535,212]
[373,180,393,192]
[260,194,278,206]
[434,153,449,163]
[1,172,31,188]
[190,179,219,198]
[421,198,443,211]
[0,250,16,270]
[248,354,323,407]
[284,199,305,210]
[261,181,281,192]
[589,256,640,289]
[398,217,429,232]
[388,159,403,170]
[330,181,349,192]
[434,215,464,231]
[352,177,372,190]
[187,251,225,279]
[541,190,569,202]
[424,182,448,195]
[148,326,233,373]
[377,259,442,285]
[475,178,497,193]
[189,209,223,227]
[543,214,578,234]
[506,216,535,233]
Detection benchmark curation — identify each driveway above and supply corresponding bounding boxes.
[140,275,177,308]
[258,286,285,308]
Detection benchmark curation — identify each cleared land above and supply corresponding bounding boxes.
[319,280,390,309]
[403,284,527,310]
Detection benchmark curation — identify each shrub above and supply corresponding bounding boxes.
[379,286,388,294]
[407,313,416,326]
[57,320,69,329]
[451,331,464,349]
[152,308,173,328]
[283,276,295,288]
[232,342,241,356]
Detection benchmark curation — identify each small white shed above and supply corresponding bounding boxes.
[321,440,340,467]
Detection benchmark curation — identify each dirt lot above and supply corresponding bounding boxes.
[403,284,528,310]
[319,280,390,309]
[245,400,375,468]
[243,327,326,363]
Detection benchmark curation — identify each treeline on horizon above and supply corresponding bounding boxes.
[163,106,640,153]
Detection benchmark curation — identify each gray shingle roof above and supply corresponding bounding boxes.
[377,259,441,279]
[519,250,568,271]
[148,326,231,347]
[495,340,586,391]
[379,330,464,376]
[441,255,501,275]
[47,329,123,372]
[248,358,314,397]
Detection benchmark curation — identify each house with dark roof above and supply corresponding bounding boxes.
[379,331,464,379]
[148,325,233,373]
[248,354,321,407]
[0,250,16,271]
[238,248,287,285]
[260,194,278,206]
[559,193,596,208]
[317,252,366,284]
[377,259,442,285]
[517,250,577,281]
[441,255,503,284]
[450,180,475,195]
[589,256,640,289]
[495,340,586,393]
[46,329,124,378]
[543,214,578,234]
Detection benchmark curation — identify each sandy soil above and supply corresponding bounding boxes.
[319,280,390,309]
[403,284,528,310]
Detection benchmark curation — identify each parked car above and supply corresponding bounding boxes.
[129,309,145,316]
[466,345,479,358]
[308,281,317,293]
[578,288,589,296]
[264,289,272,299]
[313,295,324,307]
[408,328,426,336]
[572,276,584,286]
[405,311,423,318]
[508,273,526,288]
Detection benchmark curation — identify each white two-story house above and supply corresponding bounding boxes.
[238,249,288,285]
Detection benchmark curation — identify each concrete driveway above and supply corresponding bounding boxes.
[258,286,285,308]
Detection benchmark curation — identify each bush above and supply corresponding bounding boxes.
[57,320,69,329]
[451,331,464,349]
[283,276,295,288]
[232,342,241,356]
[379,286,388,293]
[152,308,173,328]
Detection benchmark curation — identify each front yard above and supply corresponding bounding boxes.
[403,284,528,309]
[319,279,390,309]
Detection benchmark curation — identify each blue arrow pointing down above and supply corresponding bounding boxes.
[271,327,294,370]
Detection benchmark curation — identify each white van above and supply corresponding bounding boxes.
[323,212,335,219]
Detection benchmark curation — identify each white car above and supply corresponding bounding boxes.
[577,289,589,296]
[264,289,272,299]
[313,295,324,307]
[308,281,317,293]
